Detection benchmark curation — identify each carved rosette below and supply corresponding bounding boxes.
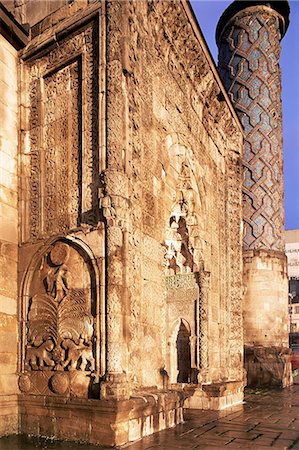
[21,241,96,396]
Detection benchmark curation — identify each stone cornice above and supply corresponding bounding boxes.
[20,2,100,62]
[0,1,28,49]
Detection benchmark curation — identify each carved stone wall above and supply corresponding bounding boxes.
[19,240,98,398]
[105,0,243,389]
[0,0,245,444]
[21,18,99,242]
[17,4,105,399]
[217,6,285,251]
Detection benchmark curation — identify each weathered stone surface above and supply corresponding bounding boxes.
[1,0,245,442]
[0,0,289,446]
[0,31,19,436]
[19,390,185,447]
[245,345,292,388]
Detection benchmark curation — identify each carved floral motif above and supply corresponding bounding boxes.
[25,242,95,374]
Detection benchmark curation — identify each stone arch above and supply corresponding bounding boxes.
[164,134,207,385]
[168,318,191,384]
[19,235,103,383]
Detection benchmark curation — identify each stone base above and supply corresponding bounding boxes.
[19,389,185,447]
[245,345,293,388]
[182,380,244,410]
[0,395,18,436]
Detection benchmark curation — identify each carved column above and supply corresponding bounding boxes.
[199,270,210,383]
[100,169,132,399]
[217,1,292,386]
[101,0,133,399]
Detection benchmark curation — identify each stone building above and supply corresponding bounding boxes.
[285,229,299,334]
[0,0,290,447]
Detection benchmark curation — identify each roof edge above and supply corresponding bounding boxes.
[0,1,29,49]
[182,0,244,136]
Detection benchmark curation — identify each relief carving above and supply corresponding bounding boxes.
[25,339,55,370]
[164,162,200,275]
[61,339,95,371]
[25,242,95,375]
[26,21,99,240]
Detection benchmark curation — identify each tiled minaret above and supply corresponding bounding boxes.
[217,1,292,387]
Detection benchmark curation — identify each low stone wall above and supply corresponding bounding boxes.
[0,395,18,436]
[183,380,244,410]
[19,390,185,447]
[245,346,292,388]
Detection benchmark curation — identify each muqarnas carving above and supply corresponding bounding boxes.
[25,242,95,374]
[165,162,200,275]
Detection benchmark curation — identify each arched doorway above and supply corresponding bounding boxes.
[176,319,191,383]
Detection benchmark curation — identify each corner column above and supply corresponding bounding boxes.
[100,0,133,399]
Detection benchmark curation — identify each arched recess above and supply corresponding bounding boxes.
[164,134,206,385]
[19,235,103,395]
[168,319,191,384]
[164,160,203,275]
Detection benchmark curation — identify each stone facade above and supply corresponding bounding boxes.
[217,0,291,387]
[0,0,289,447]
[0,5,28,434]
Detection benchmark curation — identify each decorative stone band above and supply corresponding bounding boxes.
[165,273,199,290]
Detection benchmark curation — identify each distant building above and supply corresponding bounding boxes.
[285,230,299,334]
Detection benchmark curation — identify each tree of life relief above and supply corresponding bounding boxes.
[24,242,95,378]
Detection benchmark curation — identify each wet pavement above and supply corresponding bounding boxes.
[2,384,299,449]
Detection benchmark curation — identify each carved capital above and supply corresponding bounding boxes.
[101,194,130,229]
[100,372,132,400]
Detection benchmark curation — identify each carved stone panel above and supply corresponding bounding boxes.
[166,273,200,384]
[20,241,97,397]
[42,61,81,234]
[164,162,201,275]
[26,21,99,240]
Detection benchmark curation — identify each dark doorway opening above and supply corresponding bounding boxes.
[176,319,191,383]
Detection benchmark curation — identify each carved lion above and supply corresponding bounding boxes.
[61,338,95,371]
[25,339,55,370]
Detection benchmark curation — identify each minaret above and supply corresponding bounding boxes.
[217,1,292,387]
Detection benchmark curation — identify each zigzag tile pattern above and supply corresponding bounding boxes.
[218,9,284,251]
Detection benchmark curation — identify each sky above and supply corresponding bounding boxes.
[190,0,299,231]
